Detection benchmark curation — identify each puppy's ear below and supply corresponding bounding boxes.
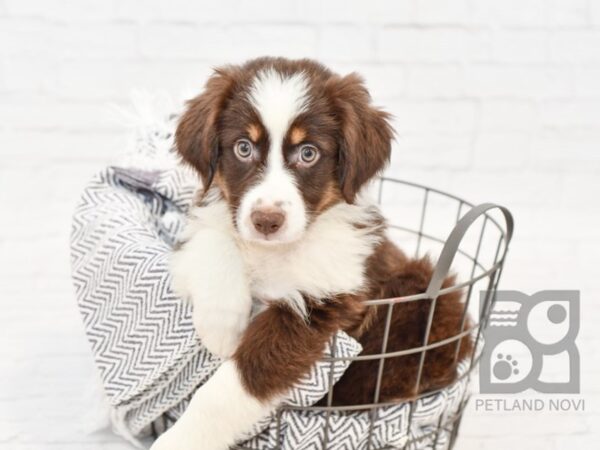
[327,73,394,203]
[175,67,237,189]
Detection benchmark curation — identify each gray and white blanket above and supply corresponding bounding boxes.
[70,102,470,449]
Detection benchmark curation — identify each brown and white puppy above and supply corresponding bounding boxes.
[152,57,471,450]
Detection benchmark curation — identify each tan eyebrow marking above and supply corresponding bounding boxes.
[247,124,262,142]
[290,126,306,145]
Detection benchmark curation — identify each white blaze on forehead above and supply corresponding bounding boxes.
[249,68,309,144]
[235,68,309,249]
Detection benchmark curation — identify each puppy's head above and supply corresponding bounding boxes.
[177,57,393,245]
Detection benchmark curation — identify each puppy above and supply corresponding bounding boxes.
[152,57,472,450]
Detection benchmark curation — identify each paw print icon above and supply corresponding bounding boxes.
[493,353,520,380]
[479,290,580,394]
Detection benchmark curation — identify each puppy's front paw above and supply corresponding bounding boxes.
[193,308,248,358]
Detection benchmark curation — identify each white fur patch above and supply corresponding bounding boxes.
[248,69,309,138]
[150,361,275,450]
[171,200,253,358]
[239,197,383,317]
[236,69,310,244]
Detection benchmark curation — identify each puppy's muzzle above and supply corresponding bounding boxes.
[251,209,285,236]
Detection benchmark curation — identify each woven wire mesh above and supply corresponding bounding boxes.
[234,177,514,450]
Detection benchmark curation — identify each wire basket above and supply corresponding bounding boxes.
[234,177,514,450]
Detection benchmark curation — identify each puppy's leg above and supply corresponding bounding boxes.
[152,300,356,450]
[151,360,274,450]
[171,223,251,359]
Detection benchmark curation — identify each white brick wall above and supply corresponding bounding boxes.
[0,1,598,449]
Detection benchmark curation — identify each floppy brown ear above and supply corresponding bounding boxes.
[175,67,237,189]
[327,73,394,203]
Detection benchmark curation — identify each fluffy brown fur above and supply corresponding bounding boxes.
[321,249,473,406]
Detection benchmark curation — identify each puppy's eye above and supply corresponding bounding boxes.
[298,145,319,166]
[234,139,255,161]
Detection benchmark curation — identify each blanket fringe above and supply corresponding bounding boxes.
[109,89,183,172]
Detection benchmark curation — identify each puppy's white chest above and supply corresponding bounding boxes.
[239,215,380,307]
[245,252,302,300]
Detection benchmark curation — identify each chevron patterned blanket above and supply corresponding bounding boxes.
[70,110,470,450]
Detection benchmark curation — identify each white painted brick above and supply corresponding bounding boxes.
[546,0,591,26]
[0,129,127,164]
[593,0,600,25]
[0,61,5,92]
[470,0,547,27]
[388,99,477,134]
[377,28,446,62]
[480,100,539,131]
[55,24,138,59]
[330,64,407,100]
[0,18,56,57]
[415,0,470,25]
[141,24,318,61]
[459,436,557,450]
[54,60,214,100]
[5,0,117,20]
[462,409,588,436]
[54,60,141,100]
[501,243,580,293]
[318,25,373,62]
[0,100,121,131]
[382,165,454,190]
[575,67,600,97]
[0,21,136,59]
[404,64,464,98]
[115,0,234,22]
[308,0,417,24]
[221,25,319,61]
[472,131,532,169]
[491,31,548,63]
[549,31,600,63]
[447,171,565,208]
[119,0,311,23]
[555,433,600,450]
[377,28,489,63]
[507,206,600,243]
[391,133,472,169]
[119,0,417,24]
[532,128,600,171]
[561,172,600,207]
[140,23,223,59]
[574,241,600,286]
[465,65,573,98]
[1,57,56,93]
[540,99,600,128]
[235,0,311,22]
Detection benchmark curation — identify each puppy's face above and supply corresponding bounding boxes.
[177,58,393,245]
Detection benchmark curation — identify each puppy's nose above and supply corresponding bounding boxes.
[251,209,285,235]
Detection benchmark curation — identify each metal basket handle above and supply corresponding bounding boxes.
[425,203,514,299]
